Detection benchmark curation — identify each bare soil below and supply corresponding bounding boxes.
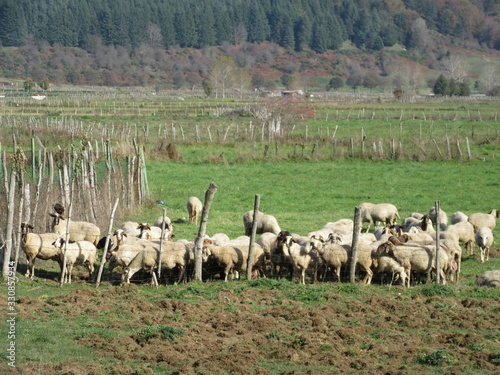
[2,254,500,375]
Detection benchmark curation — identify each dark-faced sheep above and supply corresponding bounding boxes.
[243,210,281,236]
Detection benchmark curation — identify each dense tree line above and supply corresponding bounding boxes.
[0,0,498,52]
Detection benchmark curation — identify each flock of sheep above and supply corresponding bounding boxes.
[18,198,499,287]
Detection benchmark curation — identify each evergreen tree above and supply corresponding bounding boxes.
[247,4,270,44]
[327,77,344,91]
[433,74,448,95]
[195,4,216,48]
[294,15,311,52]
[0,0,28,46]
[214,6,232,45]
[311,20,328,53]
[279,13,295,50]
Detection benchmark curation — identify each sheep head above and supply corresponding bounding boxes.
[52,237,66,249]
[53,203,65,215]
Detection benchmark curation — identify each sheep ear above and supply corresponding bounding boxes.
[28,224,34,230]
[49,213,57,218]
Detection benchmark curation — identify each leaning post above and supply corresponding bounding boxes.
[194,182,218,281]
[96,198,120,287]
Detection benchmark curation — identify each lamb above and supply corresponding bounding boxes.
[49,205,101,245]
[123,241,192,286]
[360,203,400,233]
[475,226,494,263]
[152,216,173,232]
[52,237,98,283]
[468,209,499,233]
[243,210,281,236]
[476,270,500,287]
[186,196,203,225]
[20,222,61,279]
[450,211,468,224]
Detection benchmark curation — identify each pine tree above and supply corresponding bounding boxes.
[433,74,448,95]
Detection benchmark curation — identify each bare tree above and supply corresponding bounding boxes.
[146,23,163,48]
[441,54,469,84]
[477,64,499,95]
[233,68,252,98]
[232,24,248,45]
[207,56,235,99]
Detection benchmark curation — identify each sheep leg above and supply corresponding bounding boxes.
[175,266,186,285]
[480,247,485,263]
[486,246,490,261]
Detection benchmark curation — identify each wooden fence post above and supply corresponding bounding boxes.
[435,200,441,285]
[247,194,260,281]
[194,182,218,281]
[96,198,120,287]
[157,207,167,283]
[2,171,16,280]
[349,205,362,283]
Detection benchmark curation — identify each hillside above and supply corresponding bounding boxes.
[0,0,499,93]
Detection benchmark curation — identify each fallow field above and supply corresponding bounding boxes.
[1,88,499,374]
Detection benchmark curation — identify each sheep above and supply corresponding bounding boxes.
[282,235,318,284]
[256,232,278,261]
[360,203,400,233]
[186,196,203,225]
[49,205,101,245]
[201,241,265,282]
[403,214,434,233]
[120,221,141,237]
[20,222,61,279]
[438,221,475,254]
[152,216,173,232]
[207,233,231,245]
[52,237,98,283]
[137,223,174,241]
[309,238,348,282]
[123,241,192,286]
[428,205,448,230]
[468,209,499,233]
[371,252,408,287]
[376,241,449,286]
[243,210,281,236]
[475,226,494,263]
[268,230,294,280]
[476,270,500,287]
[450,211,468,224]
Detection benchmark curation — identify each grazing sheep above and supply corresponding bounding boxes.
[187,196,203,225]
[361,203,400,233]
[468,209,499,233]
[201,241,265,282]
[207,233,231,245]
[376,241,449,286]
[450,211,468,224]
[49,205,101,245]
[371,252,408,287]
[243,210,281,236]
[429,206,448,230]
[123,241,191,286]
[20,222,61,279]
[476,270,500,287]
[152,216,173,232]
[137,223,174,241]
[475,227,494,263]
[52,237,98,283]
[438,221,475,254]
[403,214,434,233]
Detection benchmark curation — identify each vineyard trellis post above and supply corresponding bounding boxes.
[157,207,167,282]
[194,182,218,281]
[247,194,260,281]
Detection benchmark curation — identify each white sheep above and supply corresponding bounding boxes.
[49,204,101,245]
[52,237,98,283]
[186,196,203,225]
[371,252,408,287]
[243,210,281,236]
[309,239,348,282]
[282,235,318,284]
[206,232,231,245]
[376,241,449,286]
[20,222,61,279]
[450,211,468,224]
[428,206,448,230]
[152,216,173,232]
[137,223,174,241]
[475,226,494,263]
[123,241,191,286]
[120,221,141,237]
[256,232,278,261]
[468,209,499,233]
[438,221,475,254]
[476,270,500,287]
[360,203,400,233]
